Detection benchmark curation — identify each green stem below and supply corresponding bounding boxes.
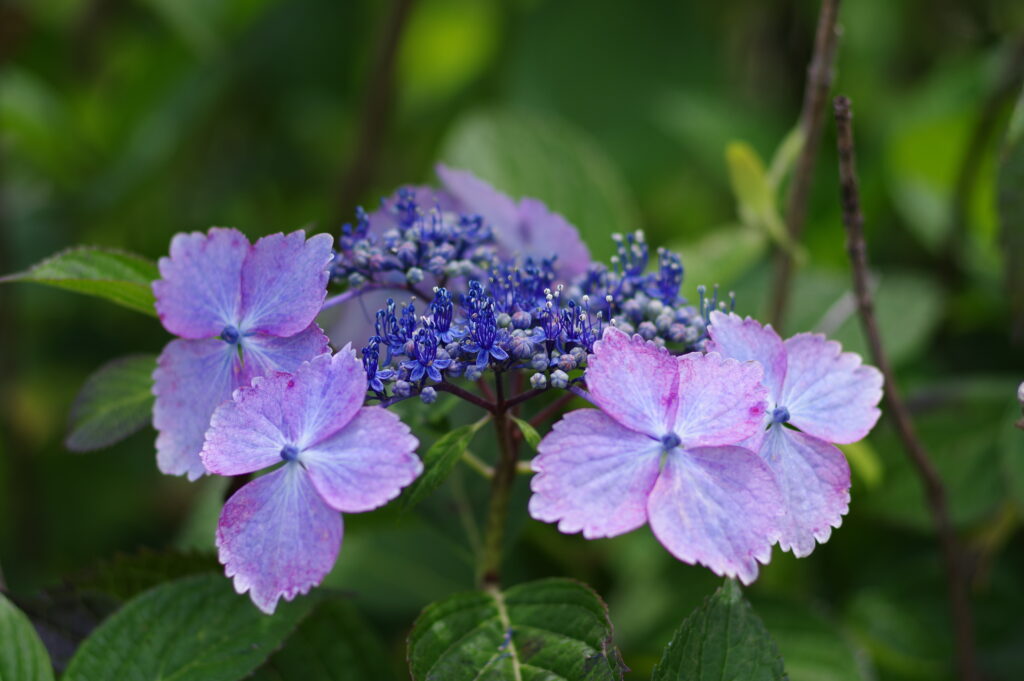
[479,373,520,587]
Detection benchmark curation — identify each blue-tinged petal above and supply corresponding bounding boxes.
[300,407,420,513]
[530,409,662,539]
[240,323,330,382]
[706,311,787,402]
[673,351,768,448]
[217,464,341,614]
[153,228,248,339]
[239,231,334,337]
[760,424,850,557]
[647,446,782,584]
[153,338,244,480]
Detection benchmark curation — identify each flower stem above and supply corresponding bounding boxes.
[479,372,521,587]
[834,95,979,681]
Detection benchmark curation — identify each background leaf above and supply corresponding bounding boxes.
[651,579,786,681]
[408,577,623,681]
[0,247,159,316]
[62,573,317,681]
[65,354,157,453]
[439,108,639,261]
[0,592,55,681]
[403,417,488,510]
[510,416,541,450]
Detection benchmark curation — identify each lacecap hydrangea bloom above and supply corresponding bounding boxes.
[201,350,421,613]
[707,311,883,556]
[530,327,785,583]
[152,228,333,479]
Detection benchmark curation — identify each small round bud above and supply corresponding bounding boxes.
[530,352,549,371]
[347,272,367,288]
[496,312,512,328]
[530,373,548,389]
[464,365,483,382]
[557,353,577,372]
[550,370,569,389]
[511,310,533,329]
[637,321,657,340]
[646,299,664,319]
[394,380,412,398]
[420,387,437,404]
[406,267,424,284]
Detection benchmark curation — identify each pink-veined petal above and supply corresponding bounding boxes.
[240,323,330,382]
[529,409,663,539]
[300,407,421,513]
[647,446,782,584]
[153,228,248,339]
[706,311,787,401]
[585,327,678,436]
[217,464,341,614]
[238,231,334,337]
[436,164,519,230]
[760,425,850,557]
[510,198,591,279]
[674,352,768,448]
[780,333,883,444]
[153,338,244,480]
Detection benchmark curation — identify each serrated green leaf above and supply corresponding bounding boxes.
[511,416,541,450]
[403,416,488,510]
[408,578,624,681]
[1,247,159,316]
[251,599,396,681]
[439,108,638,261]
[73,549,220,601]
[63,573,318,681]
[652,579,787,681]
[0,592,55,681]
[65,354,156,452]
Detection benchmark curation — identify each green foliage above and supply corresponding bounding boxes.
[408,578,624,681]
[510,416,541,450]
[652,580,786,681]
[65,354,157,452]
[998,84,1024,335]
[251,600,397,681]
[73,549,220,601]
[62,573,318,681]
[439,108,638,261]
[403,415,489,509]
[0,247,159,316]
[0,593,54,681]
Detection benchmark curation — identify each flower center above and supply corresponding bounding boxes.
[220,325,241,344]
[660,432,681,450]
[279,445,300,462]
[770,406,791,424]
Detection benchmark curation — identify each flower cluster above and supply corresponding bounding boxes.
[143,165,883,612]
[348,204,713,402]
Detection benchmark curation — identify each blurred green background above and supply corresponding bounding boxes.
[2,0,1024,678]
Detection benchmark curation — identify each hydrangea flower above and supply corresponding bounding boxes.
[152,228,333,480]
[201,350,421,613]
[529,327,784,583]
[706,311,883,556]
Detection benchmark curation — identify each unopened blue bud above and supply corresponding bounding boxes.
[511,311,533,329]
[637,321,657,340]
[530,352,549,371]
[420,387,438,404]
[530,373,547,389]
[557,353,577,372]
[394,380,412,398]
[406,267,424,284]
[550,370,569,389]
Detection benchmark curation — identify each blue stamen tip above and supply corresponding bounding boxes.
[771,406,791,424]
[661,433,681,450]
[220,325,241,344]
[280,445,300,462]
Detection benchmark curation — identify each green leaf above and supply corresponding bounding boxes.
[65,354,157,452]
[403,416,489,510]
[0,592,55,681]
[73,549,220,601]
[756,600,873,681]
[672,225,767,296]
[0,247,159,316]
[511,416,541,450]
[766,126,805,193]
[652,579,787,681]
[63,573,318,681]
[408,577,624,681]
[725,141,805,263]
[439,108,639,261]
[251,600,396,681]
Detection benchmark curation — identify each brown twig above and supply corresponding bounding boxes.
[833,95,980,681]
[767,0,842,329]
[334,0,416,220]
[528,391,578,428]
